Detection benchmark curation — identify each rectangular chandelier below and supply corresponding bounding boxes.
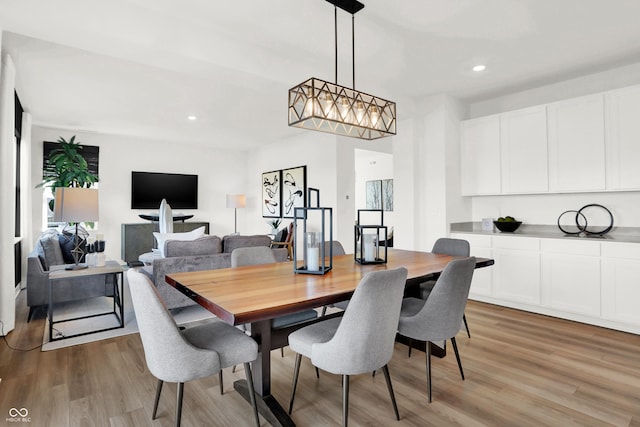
[288,77,396,140]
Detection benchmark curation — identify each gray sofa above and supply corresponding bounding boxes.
[26,229,114,321]
[145,234,288,309]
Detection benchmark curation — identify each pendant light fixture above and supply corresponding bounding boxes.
[288,0,396,140]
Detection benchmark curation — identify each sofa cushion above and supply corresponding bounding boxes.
[222,235,272,254]
[37,231,65,269]
[164,235,222,257]
[153,226,206,257]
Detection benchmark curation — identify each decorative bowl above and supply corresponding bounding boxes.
[493,221,522,232]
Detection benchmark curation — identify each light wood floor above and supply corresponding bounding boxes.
[2,291,639,427]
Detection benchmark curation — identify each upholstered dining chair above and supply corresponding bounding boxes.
[320,241,348,316]
[419,238,472,339]
[231,246,318,355]
[397,257,476,403]
[127,269,260,427]
[288,267,408,426]
[270,221,294,260]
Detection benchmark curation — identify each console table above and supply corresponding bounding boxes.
[120,221,210,263]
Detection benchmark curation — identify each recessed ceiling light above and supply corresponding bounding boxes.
[472,65,486,72]
[187,115,197,121]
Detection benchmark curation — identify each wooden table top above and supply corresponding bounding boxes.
[165,248,493,325]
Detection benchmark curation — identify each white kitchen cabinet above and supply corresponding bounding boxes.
[601,243,640,326]
[606,85,640,190]
[547,94,606,192]
[492,236,541,305]
[500,106,548,193]
[451,233,492,297]
[541,239,601,317]
[461,115,501,195]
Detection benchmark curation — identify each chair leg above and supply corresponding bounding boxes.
[281,347,284,357]
[407,338,413,357]
[342,375,350,427]
[219,370,224,395]
[463,314,471,338]
[451,337,465,380]
[321,306,327,316]
[288,353,302,414]
[315,367,320,379]
[176,382,184,427]
[425,341,432,403]
[243,363,261,427]
[381,365,400,421]
[152,379,163,420]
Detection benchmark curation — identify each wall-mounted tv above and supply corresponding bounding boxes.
[131,171,198,209]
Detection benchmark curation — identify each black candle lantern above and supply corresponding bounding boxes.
[293,205,333,275]
[354,209,387,264]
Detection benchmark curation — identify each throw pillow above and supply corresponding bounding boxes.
[153,226,206,257]
[38,233,65,269]
[58,233,87,264]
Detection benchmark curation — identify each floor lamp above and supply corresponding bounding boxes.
[54,187,99,270]
[226,194,246,235]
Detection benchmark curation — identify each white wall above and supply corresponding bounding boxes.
[29,126,248,261]
[467,61,640,228]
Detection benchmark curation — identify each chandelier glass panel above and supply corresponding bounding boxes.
[288,1,396,140]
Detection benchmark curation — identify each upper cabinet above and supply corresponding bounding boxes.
[500,106,548,193]
[606,85,640,190]
[461,84,640,196]
[461,114,501,195]
[548,94,606,192]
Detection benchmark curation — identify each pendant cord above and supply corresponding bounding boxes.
[352,13,355,89]
[334,6,338,85]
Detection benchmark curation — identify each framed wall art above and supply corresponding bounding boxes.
[262,169,282,218]
[282,165,307,218]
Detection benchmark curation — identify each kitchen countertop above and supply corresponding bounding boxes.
[451,222,640,244]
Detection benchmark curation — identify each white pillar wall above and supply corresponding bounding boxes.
[0,50,17,335]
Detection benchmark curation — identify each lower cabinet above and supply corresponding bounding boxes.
[541,239,601,317]
[601,243,640,326]
[450,232,640,334]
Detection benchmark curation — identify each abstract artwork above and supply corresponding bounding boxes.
[262,170,281,218]
[366,179,393,211]
[282,165,307,218]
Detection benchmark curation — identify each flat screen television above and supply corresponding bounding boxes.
[131,171,198,209]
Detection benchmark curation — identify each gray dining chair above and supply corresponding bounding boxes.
[319,241,347,316]
[419,238,471,339]
[127,269,260,427]
[231,246,318,354]
[288,267,408,426]
[398,257,476,403]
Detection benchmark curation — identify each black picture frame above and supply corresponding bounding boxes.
[262,169,282,218]
[282,165,307,218]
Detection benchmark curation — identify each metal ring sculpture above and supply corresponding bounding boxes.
[557,204,613,236]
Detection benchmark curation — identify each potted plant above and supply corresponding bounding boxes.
[38,135,99,190]
[269,219,282,235]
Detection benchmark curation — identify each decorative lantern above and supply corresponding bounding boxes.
[293,205,333,275]
[354,209,388,264]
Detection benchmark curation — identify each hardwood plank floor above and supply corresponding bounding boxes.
[1,291,639,426]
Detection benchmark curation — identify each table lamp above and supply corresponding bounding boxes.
[53,187,99,270]
[226,194,246,234]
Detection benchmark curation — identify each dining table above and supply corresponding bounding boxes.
[165,248,494,427]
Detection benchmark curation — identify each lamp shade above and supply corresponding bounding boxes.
[53,187,99,222]
[226,194,246,209]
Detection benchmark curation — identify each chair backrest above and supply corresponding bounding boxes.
[324,240,346,256]
[127,269,219,382]
[231,246,277,267]
[432,238,470,257]
[312,267,408,375]
[399,257,476,342]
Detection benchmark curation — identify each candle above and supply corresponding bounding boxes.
[307,247,319,271]
[363,235,376,261]
[96,233,104,241]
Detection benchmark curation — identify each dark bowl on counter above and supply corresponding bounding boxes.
[493,221,522,232]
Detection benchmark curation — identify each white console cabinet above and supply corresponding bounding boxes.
[451,232,640,334]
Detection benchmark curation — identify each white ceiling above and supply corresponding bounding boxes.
[3,0,640,150]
